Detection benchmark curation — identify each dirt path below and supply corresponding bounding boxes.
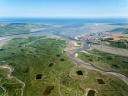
[0,65,25,96]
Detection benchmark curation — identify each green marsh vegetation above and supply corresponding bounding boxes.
[0,23,50,36]
[78,49,128,76]
[0,36,128,96]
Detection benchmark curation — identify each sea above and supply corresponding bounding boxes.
[0,18,128,24]
[0,18,128,39]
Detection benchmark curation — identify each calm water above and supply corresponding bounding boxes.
[0,18,128,38]
[0,18,128,24]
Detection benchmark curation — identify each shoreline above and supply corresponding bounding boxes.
[64,40,128,84]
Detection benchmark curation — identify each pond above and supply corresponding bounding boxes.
[112,64,120,68]
[49,63,54,67]
[44,86,54,95]
[97,79,105,84]
[76,70,83,75]
[87,90,95,96]
[56,54,61,57]
[36,74,43,80]
[60,58,65,61]
[106,57,112,60]
[0,49,4,51]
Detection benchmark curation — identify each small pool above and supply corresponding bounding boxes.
[36,74,43,80]
[97,79,105,84]
[87,90,95,96]
[76,70,83,75]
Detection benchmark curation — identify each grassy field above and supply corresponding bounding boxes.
[0,23,50,36]
[78,49,128,76]
[0,67,23,96]
[0,36,128,96]
[109,41,128,49]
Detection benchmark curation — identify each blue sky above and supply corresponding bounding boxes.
[0,0,128,18]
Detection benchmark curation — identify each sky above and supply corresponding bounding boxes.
[0,0,128,18]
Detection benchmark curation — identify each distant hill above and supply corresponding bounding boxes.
[109,23,128,25]
[109,28,127,33]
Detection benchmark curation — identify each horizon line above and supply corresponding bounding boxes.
[0,16,128,19]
